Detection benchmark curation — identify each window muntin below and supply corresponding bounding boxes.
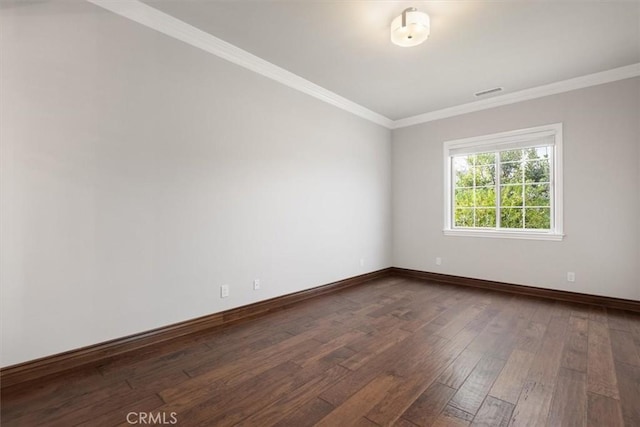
[444,124,563,240]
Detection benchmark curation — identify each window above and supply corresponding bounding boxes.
[443,123,563,240]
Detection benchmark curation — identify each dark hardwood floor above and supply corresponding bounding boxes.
[2,276,640,426]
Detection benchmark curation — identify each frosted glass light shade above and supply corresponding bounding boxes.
[390,9,430,47]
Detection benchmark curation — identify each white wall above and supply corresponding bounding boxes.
[392,77,640,301]
[0,1,392,367]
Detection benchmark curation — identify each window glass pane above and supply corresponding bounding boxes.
[524,159,550,183]
[476,208,496,227]
[475,164,496,186]
[524,184,550,207]
[454,156,473,188]
[501,207,523,228]
[475,187,496,207]
[455,188,474,207]
[455,208,474,227]
[475,152,496,166]
[525,208,551,229]
[453,156,471,170]
[500,149,523,163]
[500,184,523,207]
[527,146,550,160]
[500,160,523,184]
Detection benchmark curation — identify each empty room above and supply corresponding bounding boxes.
[1,0,639,426]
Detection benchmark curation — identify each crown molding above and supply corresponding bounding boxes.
[87,0,394,129]
[392,63,640,129]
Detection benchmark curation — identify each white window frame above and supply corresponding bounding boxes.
[443,123,564,241]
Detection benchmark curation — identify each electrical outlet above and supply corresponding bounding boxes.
[435,257,442,266]
[360,258,365,267]
[567,272,575,282]
[220,284,230,298]
[253,279,261,290]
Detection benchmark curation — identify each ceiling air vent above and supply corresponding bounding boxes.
[474,87,503,97]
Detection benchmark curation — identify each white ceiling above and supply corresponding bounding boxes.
[141,0,639,121]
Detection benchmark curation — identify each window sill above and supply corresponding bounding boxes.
[443,228,564,241]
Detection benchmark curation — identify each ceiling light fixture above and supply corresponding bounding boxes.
[390,7,430,47]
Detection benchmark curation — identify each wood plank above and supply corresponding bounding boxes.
[515,321,546,354]
[470,395,514,427]
[291,329,366,368]
[609,329,640,367]
[203,328,297,360]
[401,289,472,333]
[613,360,640,424]
[185,320,327,378]
[353,312,396,335]
[607,308,632,331]
[159,360,306,426]
[549,301,573,321]
[588,305,608,324]
[525,316,568,383]
[546,367,586,427]
[587,319,619,399]
[0,368,121,422]
[315,318,368,342]
[365,327,488,425]
[3,380,134,425]
[530,300,557,325]
[340,341,409,372]
[76,394,163,427]
[97,342,211,377]
[568,303,591,319]
[340,323,412,371]
[439,405,474,423]
[271,398,334,427]
[561,316,588,373]
[351,417,380,427]
[465,297,523,357]
[490,297,539,360]
[432,415,470,427]
[400,382,456,427]
[436,349,483,390]
[208,342,346,425]
[448,356,505,415]
[160,336,319,402]
[126,367,190,394]
[489,349,535,404]
[509,380,555,427]
[237,365,349,426]
[626,311,640,363]
[430,295,492,339]
[27,387,158,427]
[315,374,400,427]
[394,418,421,427]
[319,333,447,407]
[586,392,624,427]
[509,316,568,426]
